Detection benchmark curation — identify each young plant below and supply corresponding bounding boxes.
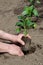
[16,0,40,36]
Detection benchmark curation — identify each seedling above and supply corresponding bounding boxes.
[16,0,40,36]
[15,0,41,53]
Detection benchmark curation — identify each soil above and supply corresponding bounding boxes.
[0,0,43,65]
[21,37,31,53]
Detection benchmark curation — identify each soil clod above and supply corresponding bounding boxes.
[37,44,42,49]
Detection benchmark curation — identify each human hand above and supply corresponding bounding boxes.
[8,44,24,56]
[0,30,31,45]
[11,33,31,45]
[0,42,24,56]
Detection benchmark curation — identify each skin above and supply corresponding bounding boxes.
[0,30,31,56]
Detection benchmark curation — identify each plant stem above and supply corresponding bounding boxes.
[23,26,27,37]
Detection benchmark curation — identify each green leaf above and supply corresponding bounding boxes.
[16,22,24,27]
[29,5,34,11]
[22,5,34,16]
[22,6,29,15]
[32,23,37,28]
[28,5,34,16]
[25,18,37,29]
[33,9,39,16]
[16,28,21,33]
[26,19,33,27]
[36,0,40,4]
[23,6,29,11]
[18,16,24,22]
[18,16,23,20]
[22,10,29,16]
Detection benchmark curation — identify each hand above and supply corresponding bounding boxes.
[0,42,24,56]
[8,44,24,56]
[10,33,31,45]
[0,30,31,45]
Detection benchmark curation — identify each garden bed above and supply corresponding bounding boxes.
[0,0,43,65]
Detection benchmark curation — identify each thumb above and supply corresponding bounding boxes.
[18,39,25,45]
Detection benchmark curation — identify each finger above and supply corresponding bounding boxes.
[18,50,24,56]
[18,34,24,39]
[18,39,25,45]
[26,34,31,39]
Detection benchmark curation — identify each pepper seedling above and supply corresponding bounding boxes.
[16,0,40,36]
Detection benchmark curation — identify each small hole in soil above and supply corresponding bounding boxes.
[14,42,36,55]
[22,50,29,55]
[22,46,36,55]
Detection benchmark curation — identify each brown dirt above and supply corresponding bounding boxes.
[0,0,43,65]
